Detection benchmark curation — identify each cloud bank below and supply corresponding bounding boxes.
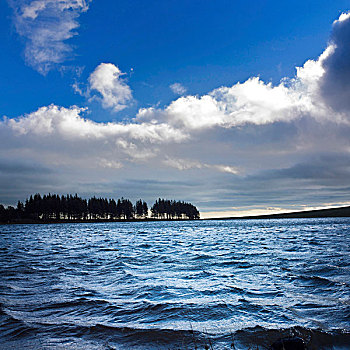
[2,12,350,215]
[5,104,186,143]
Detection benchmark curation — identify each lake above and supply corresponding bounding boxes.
[0,218,349,349]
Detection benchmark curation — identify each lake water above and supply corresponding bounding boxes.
[0,218,349,349]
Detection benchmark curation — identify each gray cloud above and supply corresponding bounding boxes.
[0,158,57,205]
[0,159,52,175]
[273,155,350,183]
[320,13,350,113]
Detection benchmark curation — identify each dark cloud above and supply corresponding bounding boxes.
[254,154,350,183]
[0,164,57,206]
[82,178,205,206]
[0,159,52,175]
[192,153,350,212]
[320,14,350,112]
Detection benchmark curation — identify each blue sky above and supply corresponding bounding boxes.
[1,0,347,118]
[1,1,350,217]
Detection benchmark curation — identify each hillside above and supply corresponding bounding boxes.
[210,206,350,220]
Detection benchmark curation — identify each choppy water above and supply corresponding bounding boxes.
[0,218,349,349]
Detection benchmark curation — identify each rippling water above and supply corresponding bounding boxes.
[0,218,349,349]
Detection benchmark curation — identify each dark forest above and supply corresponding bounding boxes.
[0,194,200,223]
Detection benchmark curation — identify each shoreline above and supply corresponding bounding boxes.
[207,205,350,220]
[0,218,197,225]
[1,205,350,225]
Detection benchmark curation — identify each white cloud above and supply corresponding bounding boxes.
[116,139,157,161]
[5,104,187,143]
[333,11,350,24]
[139,77,312,130]
[139,12,350,133]
[163,157,203,170]
[88,63,133,112]
[213,165,240,175]
[138,27,350,132]
[170,83,187,95]
[72,81,87,97]
[295,45,332,89]
[10,0,90,74]
[99,158,123,169]
[164,157,240,175]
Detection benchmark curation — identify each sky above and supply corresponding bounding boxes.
[1,0,350,218]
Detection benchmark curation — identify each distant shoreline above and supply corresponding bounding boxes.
[206,205,350,220]
[0,218,194,225]
[2,205,350,225]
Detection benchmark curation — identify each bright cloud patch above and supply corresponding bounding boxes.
[170,83,187,95]
[138,14,350,132]
[88,63,133,112]
[166,77,310,129]
[138,52,336,130]
[164,157,240,174]
[5,104,187,143]
[333,11,350,24]
[10,0,90,74]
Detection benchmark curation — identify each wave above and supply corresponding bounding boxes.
[1,309,349,350]
[0,306,36,340]
[234,326,350,350]
[297,274,343,289]
[1,219,350,349]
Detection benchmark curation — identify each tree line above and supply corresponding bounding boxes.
[151,198,200,220]
[0,193,200,223]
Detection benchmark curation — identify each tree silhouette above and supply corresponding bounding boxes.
[135,199,148,218]
[151,198,200,219]
[0,193,200,223]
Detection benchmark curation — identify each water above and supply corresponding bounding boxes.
[0,218,349,349]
